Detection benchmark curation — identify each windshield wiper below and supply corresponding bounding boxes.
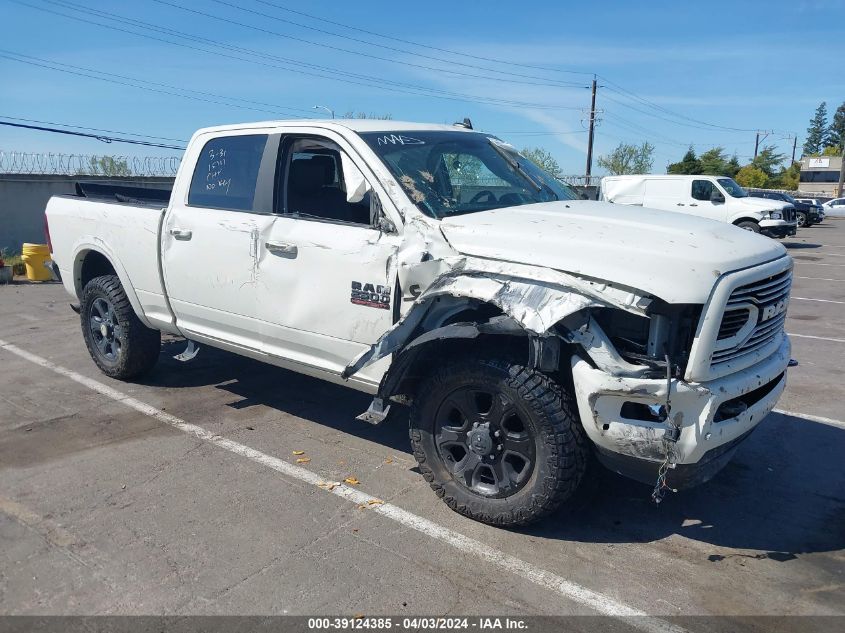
[488,140,543,193]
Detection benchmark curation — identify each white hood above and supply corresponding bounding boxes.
[738,197,791,212]
[438,201,787,304]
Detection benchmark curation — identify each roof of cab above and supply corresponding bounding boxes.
[192,119,477,136]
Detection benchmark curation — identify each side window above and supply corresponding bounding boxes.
[282,138,371,225]
[188,134,268,211]
[691,179,714,201]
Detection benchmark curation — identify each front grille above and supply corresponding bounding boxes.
[712,268,791,368]
[783,207,795,222]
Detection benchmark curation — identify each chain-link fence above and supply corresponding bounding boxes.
[0,150,181,176]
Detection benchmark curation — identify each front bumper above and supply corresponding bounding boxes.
[759,220,797,238]
[570,335,790,488]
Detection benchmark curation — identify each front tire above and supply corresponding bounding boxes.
[80,275,160,380]
[796,211,807,228]
[736,220,761,233]
[410,359,588,527]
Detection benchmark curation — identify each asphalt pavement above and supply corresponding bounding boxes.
[1,221,843,623]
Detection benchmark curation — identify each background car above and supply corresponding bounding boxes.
[794,198,826,223]
[748,190,820,227]
[822,197,845,217]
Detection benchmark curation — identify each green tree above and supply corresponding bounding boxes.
[342,111,393,120]
[803,102,829,156]
[776,162,801,190]
[597,141,655,175]
[829,102,845,149]
[698,147,735,176]
[667,146,702,174]
[520,147,563,179]
[750,145,787,178]
[726,155,741,177]
[75,156,131,177]
[735,165,768,188]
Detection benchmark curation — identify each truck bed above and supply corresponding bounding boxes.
[46,192,172,331]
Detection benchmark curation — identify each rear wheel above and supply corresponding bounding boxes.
[736,221,760,233]
[410,359,588,526]
[80,275,160,380]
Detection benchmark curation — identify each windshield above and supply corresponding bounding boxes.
[360,130,577,218]
[717,178,748,198]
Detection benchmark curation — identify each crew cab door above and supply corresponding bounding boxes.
[161,131,279,350]
[688,179,729,222]
[256,132,402,384]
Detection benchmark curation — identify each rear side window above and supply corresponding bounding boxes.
[188,134,268,211]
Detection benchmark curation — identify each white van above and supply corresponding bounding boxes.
[601,175,797,238]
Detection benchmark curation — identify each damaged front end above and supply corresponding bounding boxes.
[343,249,789,494]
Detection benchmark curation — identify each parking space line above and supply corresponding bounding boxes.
[787,333,845,343]
[0,338,685,631]
[795,276,845,282]
[791,297,845,305]
[773,409,845,430]
[793,262,845,267]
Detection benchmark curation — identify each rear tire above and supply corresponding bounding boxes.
[736,221,760,233]
[80,275,160,380]
[409,358,588,527]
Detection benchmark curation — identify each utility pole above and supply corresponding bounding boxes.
[754,130,772,159]
[838,145,845,197]
[791,136,798,164]
[585,76,598,178]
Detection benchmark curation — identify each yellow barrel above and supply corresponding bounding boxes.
[21,243,53,281]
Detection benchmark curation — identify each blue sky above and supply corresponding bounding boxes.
[1,0,843,174]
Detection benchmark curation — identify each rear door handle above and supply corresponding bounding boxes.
[169,228,193,240]
[265,241,298,257]
[676,203,686,206]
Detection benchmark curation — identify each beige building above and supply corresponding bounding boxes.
[799,155,843,197]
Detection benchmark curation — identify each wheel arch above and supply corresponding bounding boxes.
[732,217,761,227]
[72,243,154,329]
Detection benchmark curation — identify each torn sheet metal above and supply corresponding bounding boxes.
[343,250,653,379]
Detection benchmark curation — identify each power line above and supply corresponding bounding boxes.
[20,0,584,111]
[0,115,188,144]
[599,79,759,133]
[158,0,592,89]
[0,50,315,118]
[0,120,186,150]
[248,0,595,78]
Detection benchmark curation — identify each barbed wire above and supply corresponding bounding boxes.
[0,150,181,176]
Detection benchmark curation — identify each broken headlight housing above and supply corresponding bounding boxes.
[591,302,701,378]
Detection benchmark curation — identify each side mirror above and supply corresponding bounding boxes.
[370,191,396,233]
[711,190,725,204]
[340,153,371,203]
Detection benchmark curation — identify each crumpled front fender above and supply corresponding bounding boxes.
[343,255,652,379]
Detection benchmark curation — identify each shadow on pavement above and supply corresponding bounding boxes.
[143,343,845,557]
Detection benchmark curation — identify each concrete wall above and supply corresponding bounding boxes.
[0,175,174,253]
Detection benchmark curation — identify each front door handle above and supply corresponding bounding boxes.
[689,203,698,207]
[265,241,298,257]
[169,228,193,240]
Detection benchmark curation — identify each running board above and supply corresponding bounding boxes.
[173,340,200,362]
[356,397,391,425]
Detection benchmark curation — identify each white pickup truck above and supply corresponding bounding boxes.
[46,120,793,526]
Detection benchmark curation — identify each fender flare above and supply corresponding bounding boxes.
[373,315,560,399]
[70,238,155,330]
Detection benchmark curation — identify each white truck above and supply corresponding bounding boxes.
[601,174,798,238]
[46,120,793,526]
